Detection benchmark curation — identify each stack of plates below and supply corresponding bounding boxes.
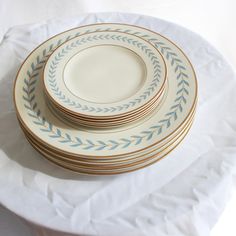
[43,31,167,128]
[14,23,198,175]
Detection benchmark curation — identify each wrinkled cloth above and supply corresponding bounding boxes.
[0,13,236,236]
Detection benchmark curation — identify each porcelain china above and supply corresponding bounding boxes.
[14,23,197,175]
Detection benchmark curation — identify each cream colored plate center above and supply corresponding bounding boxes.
[63,45,147,104]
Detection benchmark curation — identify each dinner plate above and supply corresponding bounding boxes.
[20,108,194,167]
[43,31,167,120]
[14,23,197,162]
[46,80,166,122]
[17,99,196,166]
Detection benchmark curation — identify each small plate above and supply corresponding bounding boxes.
[17,98,196,163]
[43,31,167,119]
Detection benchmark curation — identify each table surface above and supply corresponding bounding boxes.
[0,2,236,236]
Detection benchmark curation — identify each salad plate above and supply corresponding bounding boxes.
[43,31,167,120]
[46,83,167,128]
[17,99,196,163]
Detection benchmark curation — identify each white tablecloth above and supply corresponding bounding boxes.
[0,12,236,236]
